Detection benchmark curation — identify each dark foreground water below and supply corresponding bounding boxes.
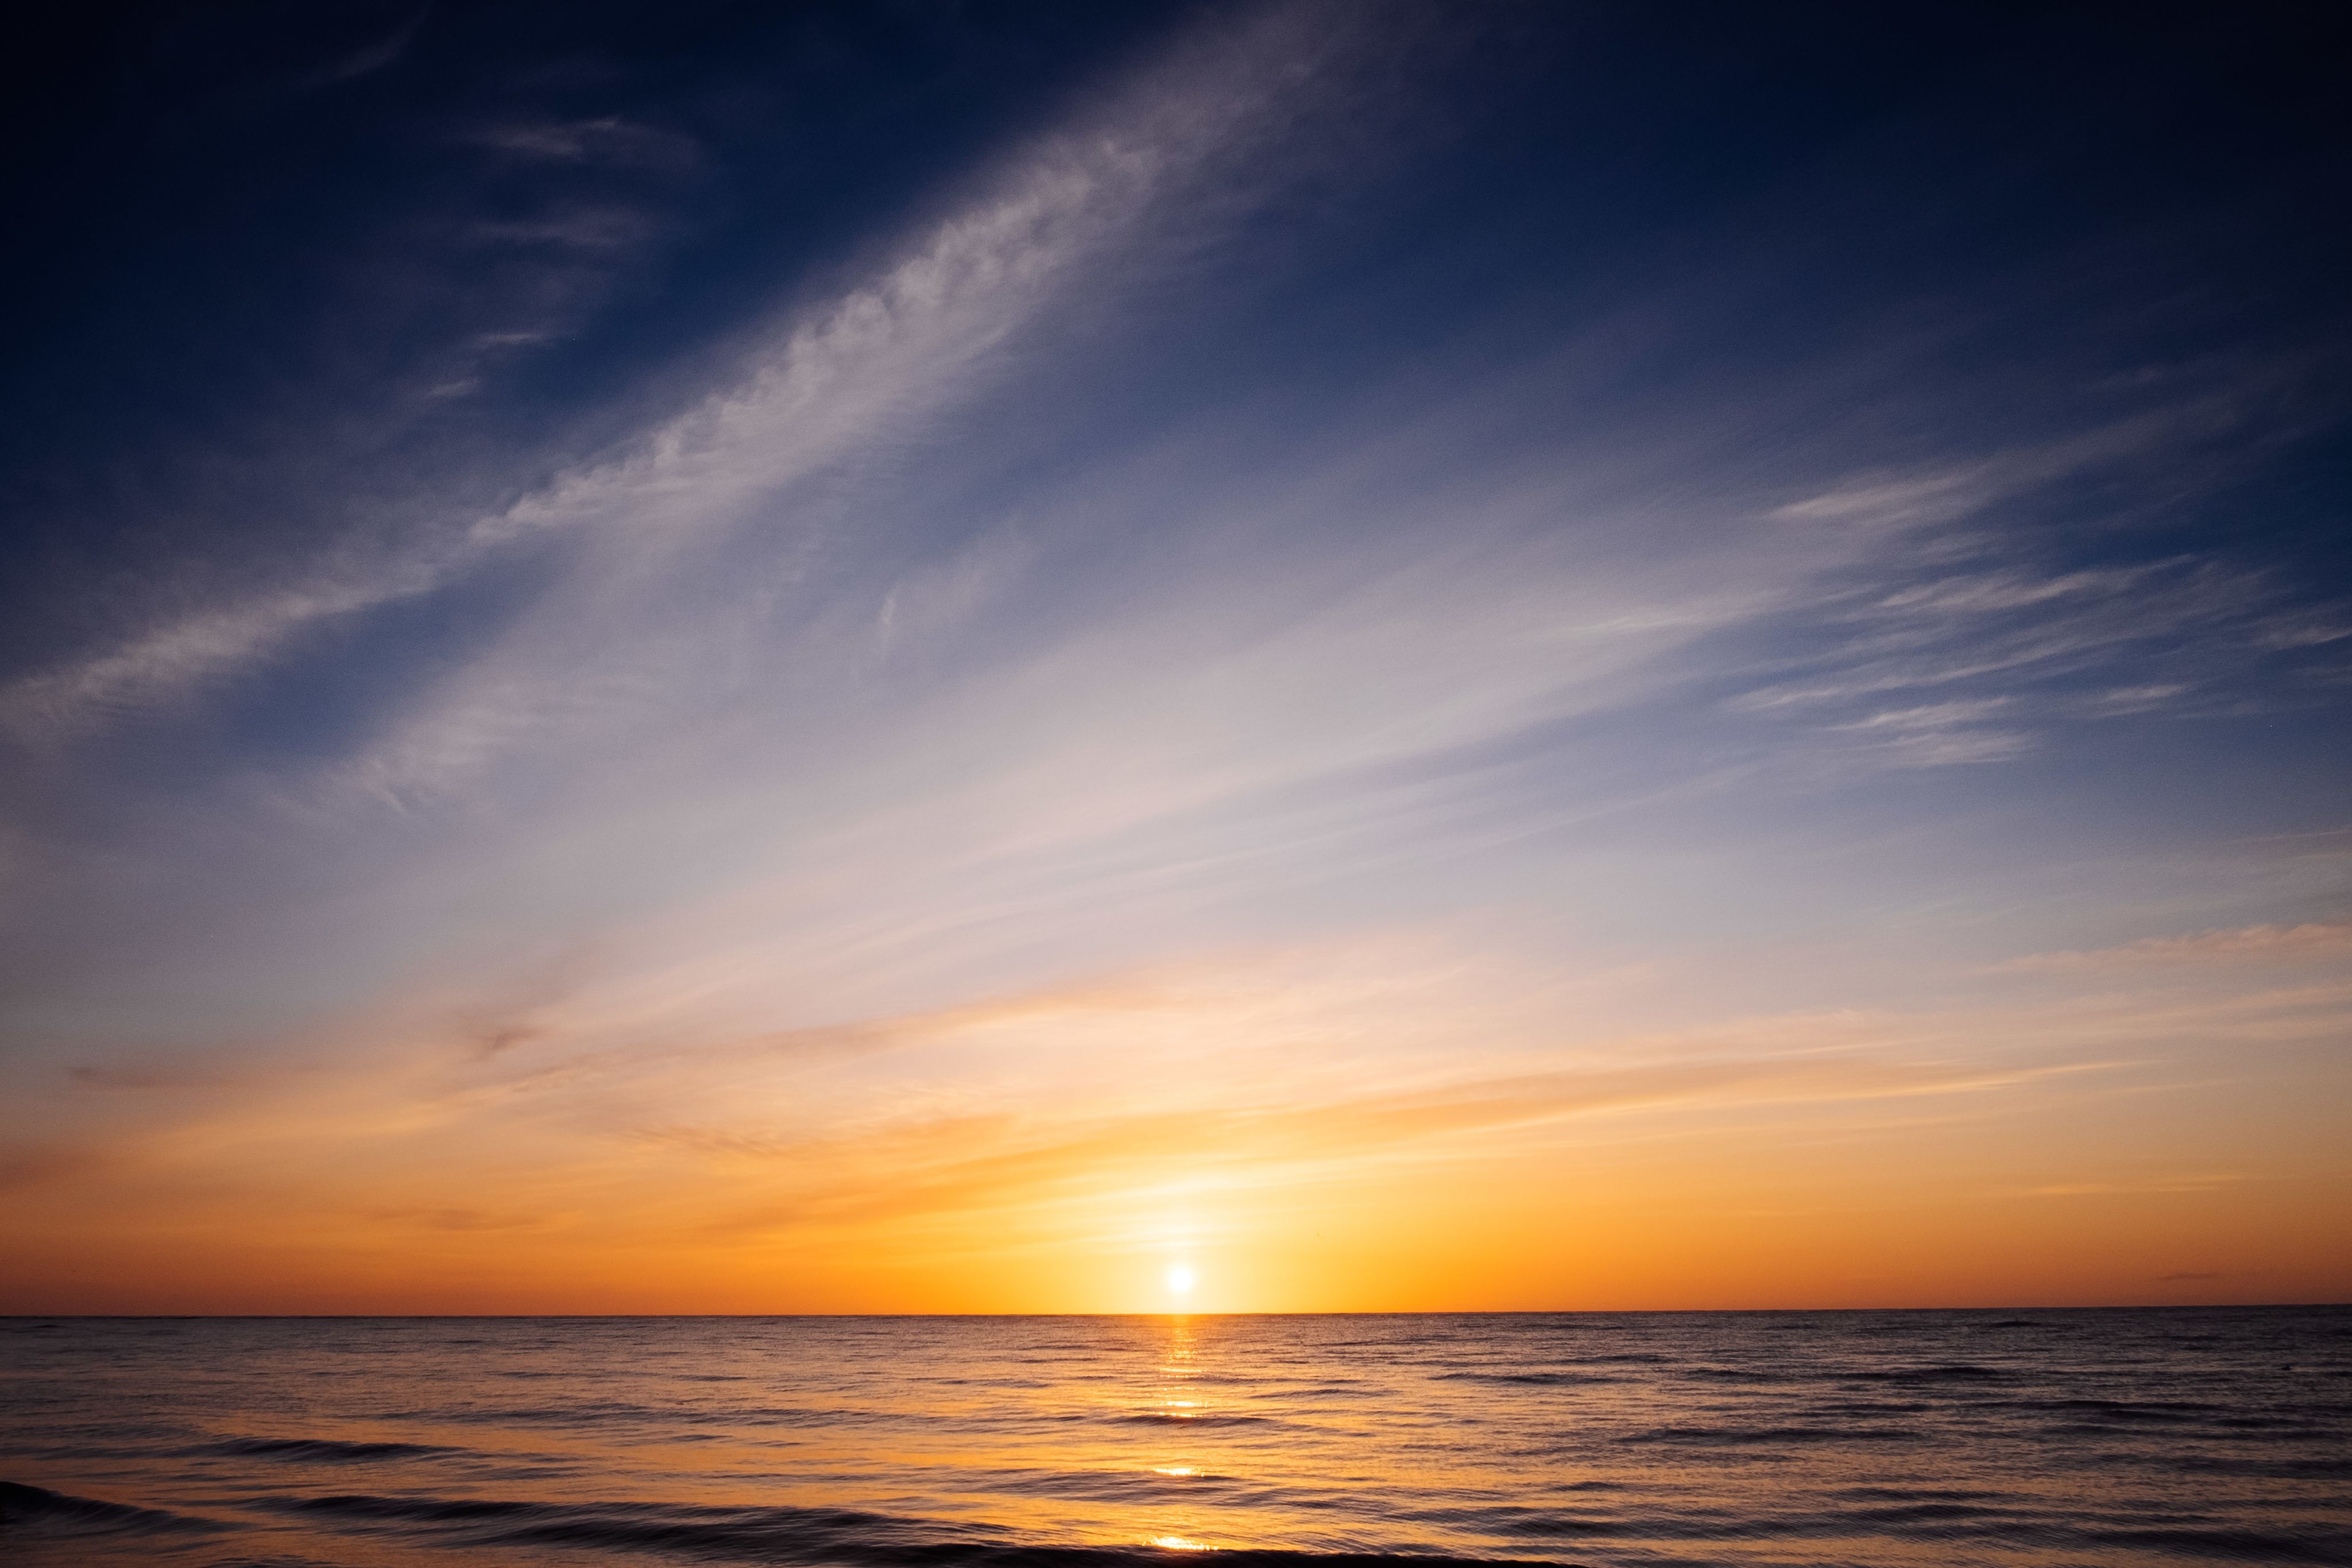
[3,1310,2349,1568]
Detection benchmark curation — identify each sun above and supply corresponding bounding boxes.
[1166,1265,1196,1296]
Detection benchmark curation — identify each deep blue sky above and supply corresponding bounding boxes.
[1,1,2347,1310]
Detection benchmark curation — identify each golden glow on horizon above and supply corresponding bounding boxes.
[1,924,2347,1314]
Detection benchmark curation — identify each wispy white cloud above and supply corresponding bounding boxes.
[1999,920,2352,972]
[297,7,426,90]
[2013,1176,2248,1198]
[468,204,660,250]
[0,1,1408,756]
[469,118,700,171]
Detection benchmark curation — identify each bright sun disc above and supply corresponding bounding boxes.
[1166,1265,1195,1294]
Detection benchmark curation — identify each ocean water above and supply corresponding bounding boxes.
[3,1310,2348,1567]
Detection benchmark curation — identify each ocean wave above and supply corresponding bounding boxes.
[1616,1425,1927,1446]
[1794,1400,1933,1417]
[1395,1506,1635,1540]
[2170,1456,2352,1478]
[2079,1526,2352,1564]
[973,1466,1238,1502]
[397,1400,904,1428]
[0,1480,224,1538]
[1841,1502,1995,1524]
[1429,1372,1615,1387]
[1846,1364,2005,1383]
[264,1493,1572,1568]
[2018,1398,2220,1422]
[199,1437,462,1462]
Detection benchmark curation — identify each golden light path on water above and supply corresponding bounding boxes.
[1146,1315,1210,1552]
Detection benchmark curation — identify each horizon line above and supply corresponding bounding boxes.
[7,1302,2346,1320]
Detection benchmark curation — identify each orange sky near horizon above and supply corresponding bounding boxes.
[8,920,2346,1316]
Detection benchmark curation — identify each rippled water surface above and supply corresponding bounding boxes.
[3,1310,2348,1566]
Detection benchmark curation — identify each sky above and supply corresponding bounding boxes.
[0,0,2346,1314]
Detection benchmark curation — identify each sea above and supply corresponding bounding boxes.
[3,1309,2347,1567]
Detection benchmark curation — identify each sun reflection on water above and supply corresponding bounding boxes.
[1142,1315,1209,1544]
